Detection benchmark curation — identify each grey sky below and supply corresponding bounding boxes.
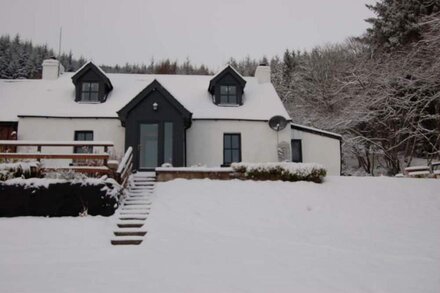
[0,0,376,69]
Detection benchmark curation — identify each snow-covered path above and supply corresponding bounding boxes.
[0,176,439,293]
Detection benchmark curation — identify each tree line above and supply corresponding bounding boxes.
[0,35,213,78]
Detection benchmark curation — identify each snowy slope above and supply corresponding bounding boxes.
[0,176,439,293]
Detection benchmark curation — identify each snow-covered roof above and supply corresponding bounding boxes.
[0,72,290,122]
[73,61,108,77]
[211,64,245,81]
[291,123,342,140]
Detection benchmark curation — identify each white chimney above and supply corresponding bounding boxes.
[255,64,271,83]
[42,58,64,80]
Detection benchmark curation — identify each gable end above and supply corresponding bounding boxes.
[117,79,192,127]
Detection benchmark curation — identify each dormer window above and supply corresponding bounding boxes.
[81,82,99,102]
[208,65,246,106]
[220,85,237,105]
[71,62,113,103]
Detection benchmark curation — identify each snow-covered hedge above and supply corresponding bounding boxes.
[0,162,40,181]
[0,176,122,217]
[231,162,327,183]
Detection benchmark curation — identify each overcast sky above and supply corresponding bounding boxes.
[0,0,376,69]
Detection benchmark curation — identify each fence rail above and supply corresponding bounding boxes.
[0,140,114,176]
[0,140,138,185]
[404,161,440,178]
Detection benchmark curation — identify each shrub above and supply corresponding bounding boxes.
[0,162,40,181]
[0,177,122,217]
[231,162,327,183]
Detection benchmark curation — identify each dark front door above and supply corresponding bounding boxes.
[138,122,174,170]
[119,80,192,170]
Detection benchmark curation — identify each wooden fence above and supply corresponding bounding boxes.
[0,140,114,175]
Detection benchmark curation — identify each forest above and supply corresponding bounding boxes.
[0,0,439,175]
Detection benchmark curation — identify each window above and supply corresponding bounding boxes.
[220,85,237,104]
[223,133,241,166]
[81,82,99,102]
[291,139,302,163]
[74,131,94,153]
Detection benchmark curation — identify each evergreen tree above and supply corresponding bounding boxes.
[365,0,440,50]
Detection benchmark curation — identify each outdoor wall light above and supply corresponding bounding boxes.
[153,102,158,111]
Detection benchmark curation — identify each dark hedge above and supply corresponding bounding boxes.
[0,182,120,217]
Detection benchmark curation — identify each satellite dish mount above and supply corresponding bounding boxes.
[268,116,288,159]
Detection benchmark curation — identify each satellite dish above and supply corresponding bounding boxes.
[268,116,288,131]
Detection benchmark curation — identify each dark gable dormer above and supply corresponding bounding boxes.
[71,62,113,103]
[208,65,246,106]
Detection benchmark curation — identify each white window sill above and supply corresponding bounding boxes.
[218,103,240,107]
[77,101,101,104]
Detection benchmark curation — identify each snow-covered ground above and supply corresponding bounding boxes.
[0,176,439,293]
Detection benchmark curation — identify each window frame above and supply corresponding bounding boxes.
[74,130,94,154]
[80,82,100,102]
[219,85,238,105]
[223,133,241,166]
[291,139,303,163]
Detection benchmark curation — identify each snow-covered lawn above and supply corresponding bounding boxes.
[1,176,439,293]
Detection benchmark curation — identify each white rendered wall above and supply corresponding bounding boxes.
[186,120,291,167]
[291,128,341,175]
[17,117,125,167]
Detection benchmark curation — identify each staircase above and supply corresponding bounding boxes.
[111,172,156,245]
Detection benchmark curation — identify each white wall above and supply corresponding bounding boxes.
[291,128,341,175]
[17,117,125,167]
[186,120,291,167]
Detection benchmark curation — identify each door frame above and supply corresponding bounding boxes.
[137,120,174,171]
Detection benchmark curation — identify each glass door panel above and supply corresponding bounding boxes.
[163,122,173,164]
[140,123,159,168]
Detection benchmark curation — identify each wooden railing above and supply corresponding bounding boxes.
[404,161,440,178]
[0,140,138,185]
[0,140,114,175]
[116,147,133,187]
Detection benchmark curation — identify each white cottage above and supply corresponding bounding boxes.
[0,60,341,175]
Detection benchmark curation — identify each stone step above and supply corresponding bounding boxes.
[119,215,148,221]
[124,201,151,205]
[128,191,153,194]
[123,201,151,206]
[117,220,144,228]
[132,181,156,186]
[113,229,147,237]
[127,193,153,197]
[128,190,153,193]
[121,203,151,211]
[119,210,150,215]
[132,177,155,180]
[127,191,152,195]
[111,236,144,245]
[127,193,152,197]
[125,197,151,201]
[124,198,151,202]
